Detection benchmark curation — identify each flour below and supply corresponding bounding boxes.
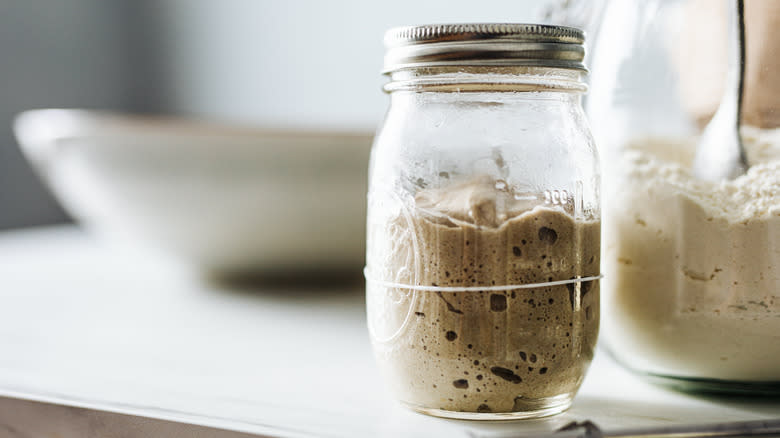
[603,127,780,381]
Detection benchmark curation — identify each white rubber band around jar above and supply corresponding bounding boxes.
[364,267,603,292]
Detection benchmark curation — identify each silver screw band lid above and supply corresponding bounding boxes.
[383,23,586,73]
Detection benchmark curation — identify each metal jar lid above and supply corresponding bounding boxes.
[383,23,586,73]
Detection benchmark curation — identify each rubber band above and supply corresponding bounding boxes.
[364,267,602,292]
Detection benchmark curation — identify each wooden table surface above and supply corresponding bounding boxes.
[0,226,778,437]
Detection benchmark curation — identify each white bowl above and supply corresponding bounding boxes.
[14,109,373,277]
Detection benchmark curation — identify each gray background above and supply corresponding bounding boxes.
[0,0,541,230]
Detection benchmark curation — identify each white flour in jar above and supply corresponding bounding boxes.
[603,127,780,381]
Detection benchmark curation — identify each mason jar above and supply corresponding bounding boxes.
[365,24,601,420]
[587,0,780,394]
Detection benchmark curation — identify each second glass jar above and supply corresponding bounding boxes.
[587,0,780,395]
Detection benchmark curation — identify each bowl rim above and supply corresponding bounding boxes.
[13,108,375,146]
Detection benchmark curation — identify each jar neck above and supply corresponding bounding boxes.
[384,66,587,94]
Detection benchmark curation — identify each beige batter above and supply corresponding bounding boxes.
[366,177,600,414]
[603,127,780,381]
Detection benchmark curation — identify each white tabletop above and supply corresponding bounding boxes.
[0,226,777,438]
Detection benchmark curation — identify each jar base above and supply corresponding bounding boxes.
[400,393,573,420]
[641,373,780,397]
[605,347,780,396]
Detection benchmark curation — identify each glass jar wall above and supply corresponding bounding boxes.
[587,0,780,394]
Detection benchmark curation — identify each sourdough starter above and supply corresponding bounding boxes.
[366,177,600,413]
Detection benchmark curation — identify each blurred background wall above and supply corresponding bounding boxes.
[0,0,540,230]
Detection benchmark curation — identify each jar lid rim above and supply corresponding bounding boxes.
[383,23,586,73]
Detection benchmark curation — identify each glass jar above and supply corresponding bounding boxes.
[587,0,780,394]
[365,24,601,420]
